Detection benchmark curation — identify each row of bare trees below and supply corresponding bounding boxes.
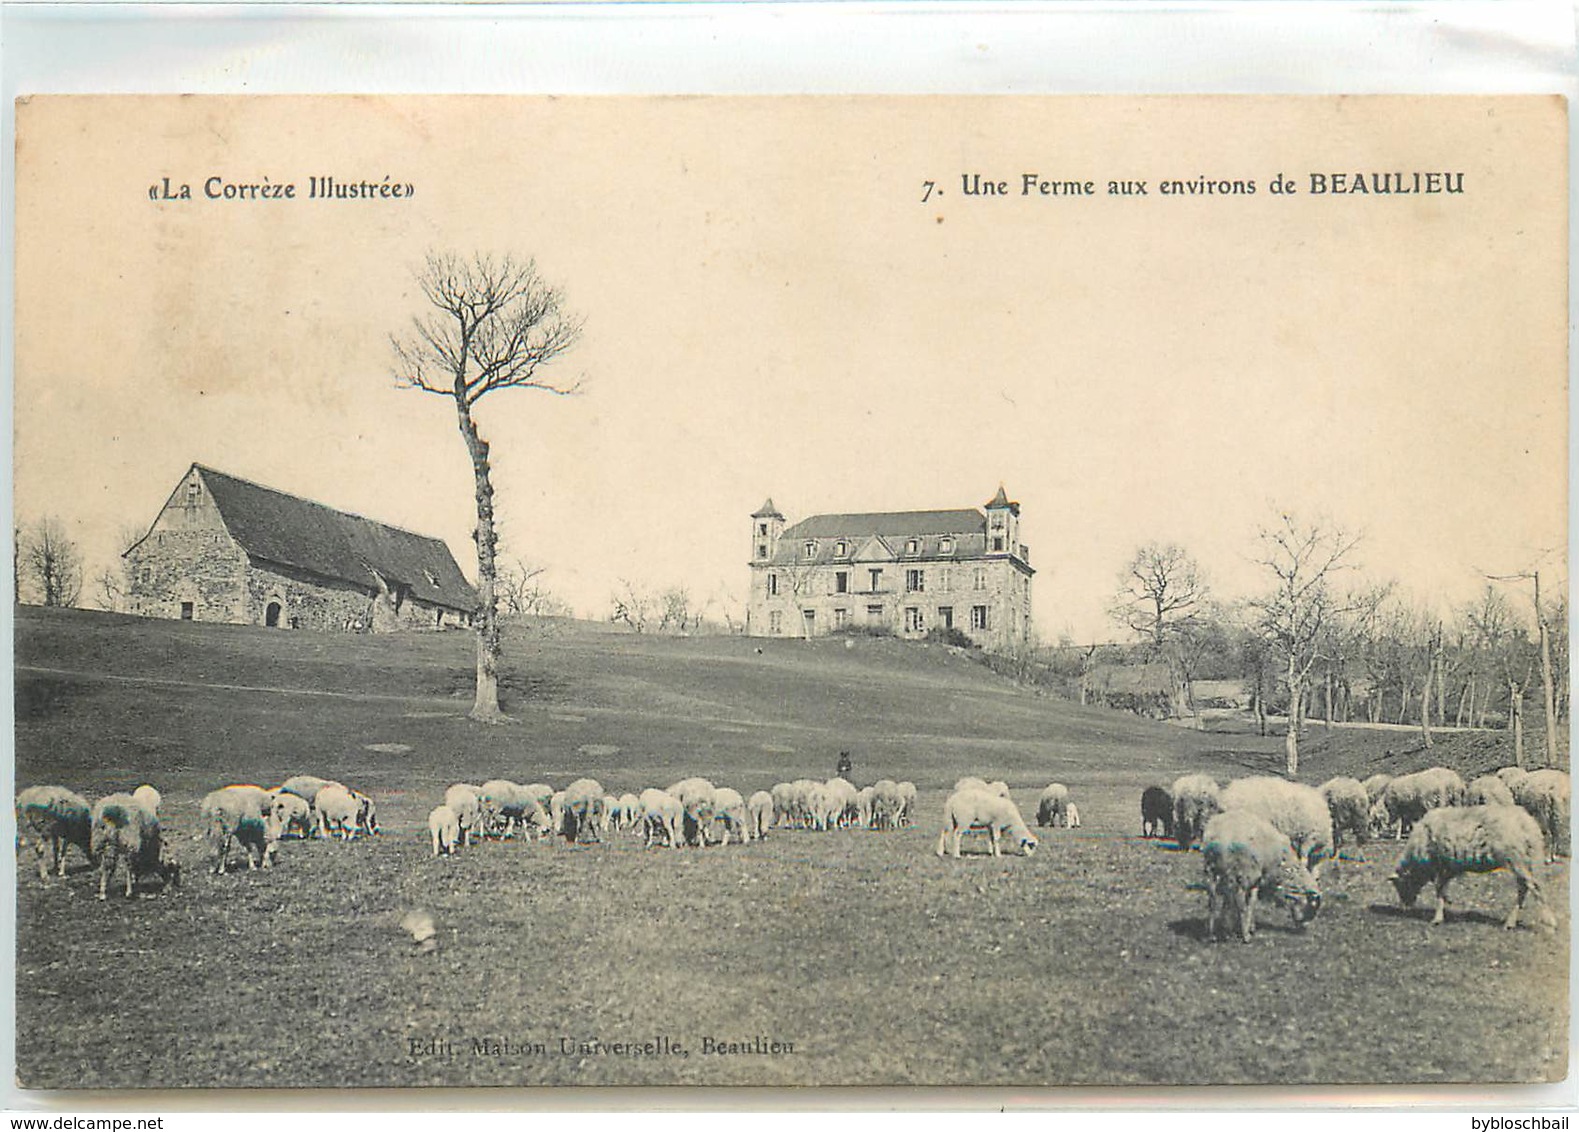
[608,579,745,635]
[1108,513,1566,775]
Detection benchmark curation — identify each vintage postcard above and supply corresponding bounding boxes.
[11,95,1568,1092]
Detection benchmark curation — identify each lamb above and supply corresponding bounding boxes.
[200,785,281,874]
[1171,774,1221,851]
[1512,769,1570,863]
[16,786,94,881]
[640,788,682,848]
[1140,785,1173,839]
[1465,775,1517,808]
[935,789,1038,859]
[316,783,365,842]
[443,784,485,845]
[1318,776,1370,856]
[1065,802,1081,828]
[747,791,773,840]
[712,787,750,845]
[1035,783,1071,828]
[90,793,179,900]
[271,791,315,839]
[1200,810,1322,943]
[1388,804,1555,929]
[428,804,461,857]
[131,784,162,819]
[1380,767,1466,840]
[560,778,607,843]
[1219,776,1334,872]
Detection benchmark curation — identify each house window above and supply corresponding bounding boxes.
[803,609,816,634]
[905,538,920,555]
[835,540,848,557]
[835,571,849,594]
[180,602,194,620]
[905,569,925,593]
[757,544,768,559]
[939,569,951,592]
[804,540,818,559]
[834,608,850,629]
[939,606,954,629]
[759,523,768,537]
[866,604,884,625]
[768,574,779,596]
[993,536,1005,552]
[940,537,954,555]
[869,568,883,592]
[971,605,990,631]
[974,568,987,591]
[905,607,924,633]
[769,610,783,635]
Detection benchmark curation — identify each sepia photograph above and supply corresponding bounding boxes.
[9,92,1569,1092]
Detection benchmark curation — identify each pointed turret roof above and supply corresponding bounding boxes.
[752,497,785,519]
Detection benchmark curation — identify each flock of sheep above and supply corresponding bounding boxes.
[1140,764,1570,942]
[14,761,1569,944]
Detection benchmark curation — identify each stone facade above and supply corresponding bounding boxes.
[123,464,477,632]
[745,489,1035,649]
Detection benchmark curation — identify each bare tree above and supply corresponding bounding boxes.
[496,557,551,617]
[658,586,694,634]
[1487,564,1563,768]
[390,252,583,722]
[610,578,652,634]
[1251,510,1361,776]
[1110,542,1208,649]
[17,517,84,608]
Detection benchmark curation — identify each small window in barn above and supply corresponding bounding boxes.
[424,569,439,586]
[180,602,194,620]
[186,481,201,500]
[436,610,445,627]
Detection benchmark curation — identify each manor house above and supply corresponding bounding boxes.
[746,487,1033,648]
[123,463,478,632]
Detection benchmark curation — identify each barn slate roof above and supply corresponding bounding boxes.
[194,465,478,613]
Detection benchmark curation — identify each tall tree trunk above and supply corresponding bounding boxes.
[1419,661,1434,748]
[1510,680,1525,769]
[1285,655,1301,776]
[1456,676,1472,729]
[1323,670,1334,732]
[457,402,505,723]
[1535,572,1558,768]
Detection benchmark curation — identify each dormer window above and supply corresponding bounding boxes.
[905,538,920,555]
[940,537,955,555]
[834,540,849,557]
[424,569,439,586]
[804,540,818,558]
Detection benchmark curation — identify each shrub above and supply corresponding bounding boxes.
[924,626,977,649]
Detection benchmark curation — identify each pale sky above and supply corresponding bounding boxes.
[14,96,1567,641]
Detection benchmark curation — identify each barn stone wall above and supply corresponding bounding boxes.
[125,529,249,623]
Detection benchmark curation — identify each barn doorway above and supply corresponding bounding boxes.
[265,602,282,628]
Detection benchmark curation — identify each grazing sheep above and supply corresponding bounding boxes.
[1219,777,1334,873]
[201,786,282,873]
[522,783,555,815]
[443,784,485,845]
[617,793,643,832]
[316,783,365,842]
[667,777,717,845]
[1381,767,1466,841]
[560,778,607,843]
[131,784,162,819]
[271,792,315,839]
[712,787,750,845]
[747,791,773,840]
[640,788,682,848]
[1389,804,1555,929]
[1140,786,1173,839]
[478,780,524,838]
[935,789,1038,859]
[428,804,461,857]
[549,791,566,834]
[1496,765,1530,792]
[1171,774,1221,851]
[870,780,906,830]
[896,782,917,827]
[769,782,795,828]
[1200,810,1322,943]
[1361,773,1393,803]
[16,786,94,881]
[278,775,335,806]
[1065,802,1081,829]
[1036,783,1071,828]
[90,793,179,900]
[1318,776,1370,856]
[1465,775,1517,808]
[986,780,1012,799]
[825,777,860,827]
[953,776,990,795]
[856,785,876,829]
[1512,769,1570,863]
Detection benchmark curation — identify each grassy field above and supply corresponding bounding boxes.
[13,607,1570,1088]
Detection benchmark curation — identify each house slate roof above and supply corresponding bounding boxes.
[191,465,479,612]
[764,510,992,567]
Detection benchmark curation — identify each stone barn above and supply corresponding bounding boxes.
[123,464,478,632]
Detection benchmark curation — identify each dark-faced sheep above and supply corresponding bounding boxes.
[935,789,1038,859]
[1140,786,1173,840]
[91,793,179,899]
[1171,774,1220,851]
[16,785,93,881]
[1389,804,1555,929]
[1200,810,1321,943]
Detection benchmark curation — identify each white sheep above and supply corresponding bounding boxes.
[668,778,717,845]
[278,774,335,806]
[986,780,1012,799]
[1318,776,1370,857]
[316,783,364,842]
[1361,773,1393,803]
[712,787,750,845]
[1200,810,1322,943]
[560,778,607,843]
[16,785,93,881]
[90,793,179,900]
[549,791,566,834]
[1065,802,1081,828]
[953,776,989,795]
[1465,775,1517,808]
[1380,767,1466,840]
[856,785,876,829]
[1388,804,1555,929]
[896,782,917,827]
[640,788,682,848]
[825,777,860,827]
[428,804,461,857]
[1035,783,1071,828]
[131,784,162,819]
[1219,776,1334,873]
[1512,769,1570,863]
[870,780,905,830]
[1495,765,1530,792]
[935,789,1038,858]
[478,780,524,838]
[1171,774,1221,851]
[747,790,773,840]
[617,793,643,832]
[271,791,314,839]
[201,785,281,873]
[443,783,485,845]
